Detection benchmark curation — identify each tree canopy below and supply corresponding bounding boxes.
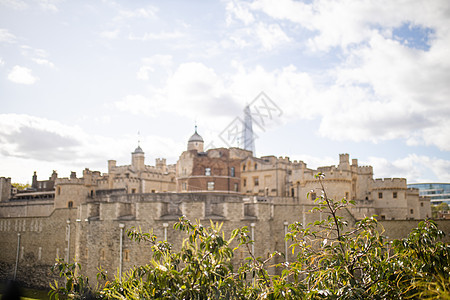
[11,182,30,190]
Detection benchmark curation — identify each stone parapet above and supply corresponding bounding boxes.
[371,178,407,189]
[56,178,85,185]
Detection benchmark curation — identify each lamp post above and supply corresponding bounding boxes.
[119,223,125,280]
[14,233,21,280]
[250,223,255,255]
[66,220,71,263]
[284,221,289,265]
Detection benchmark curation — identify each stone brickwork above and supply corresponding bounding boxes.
[0,208,77,288]
[0,191,446,289]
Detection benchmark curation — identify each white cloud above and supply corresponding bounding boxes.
[1,0,61,11]
[37,0,60,12]
[20,45,49,58]
[119,48,450,151]
[227,1,450,150]
[255,22,291,51]
[290,153,337,170]
[136,54,172,81]
[249,0,448,52]
[32,58,55,68]
[100,29,120,39]
[224,19,291,51]
[250,0,311,24]
[0,114,83,161]
[8,65,38,84]
[114,94,161,116]
[0,28,17,43]
[0,114,184,183]
[0,0,28,10]
[116,62,243,132]
[0,57,4,66]
[224,1,292,51]
[367,155,450,183]
[118,61,319,137]
[20,45,55,68]
[136,67,152,81]
[226,0,255,26]
[318,29,450,150]
[128,31,183,41]
[116,6,158,20]
[422,119,450,152]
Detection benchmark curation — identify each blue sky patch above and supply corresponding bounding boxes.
[393,22,435,51]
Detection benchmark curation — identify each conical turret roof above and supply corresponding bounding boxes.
[188,126,203,143]
[133,145,144,154]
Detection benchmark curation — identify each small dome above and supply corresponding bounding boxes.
[188,132,203,143]
[188,127,203,143]
[133,145,144,154]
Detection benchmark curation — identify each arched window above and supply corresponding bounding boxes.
[68,201,73,208]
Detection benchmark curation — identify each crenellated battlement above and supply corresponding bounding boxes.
[371,178,407,189]
[339,153,350,165]
[277,156,290,164]
[357,165,373,174]
[155,158,166,166]
[56,178,85,185]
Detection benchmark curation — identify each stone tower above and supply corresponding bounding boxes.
[0,177,11,201]
[187,126,204,152]
[132,145,145,171]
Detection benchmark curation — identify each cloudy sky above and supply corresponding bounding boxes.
[1,0,449,184]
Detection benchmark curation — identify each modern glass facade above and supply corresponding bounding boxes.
[407,183,450,205]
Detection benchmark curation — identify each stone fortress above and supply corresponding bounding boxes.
[0,127,440,287]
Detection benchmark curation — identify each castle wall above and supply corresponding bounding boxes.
[0,208,78,287]
[0,199,54,218]
[0,192,445,289]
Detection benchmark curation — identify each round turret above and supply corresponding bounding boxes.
[132,145,145,171]
[188,126,204,152]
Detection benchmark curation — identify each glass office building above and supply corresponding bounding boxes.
[407,183,450,205]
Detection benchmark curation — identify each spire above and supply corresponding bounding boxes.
[137,130,141,147]
[242,105,255,154]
